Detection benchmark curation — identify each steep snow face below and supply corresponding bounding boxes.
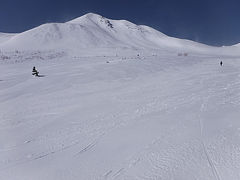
[0,13,213,51]
[1,23,123,50]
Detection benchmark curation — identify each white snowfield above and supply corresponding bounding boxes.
[0,33,17,44]
[1,13,240,180]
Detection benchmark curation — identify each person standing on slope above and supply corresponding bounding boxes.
[220,61,223,66]
[32,66,39,76]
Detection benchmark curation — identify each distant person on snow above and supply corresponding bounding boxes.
[220,61,223,66]
[32,66,39,76]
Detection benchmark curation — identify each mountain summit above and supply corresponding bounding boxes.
[0,13,209,50]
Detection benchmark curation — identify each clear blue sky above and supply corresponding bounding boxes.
[1,0,240,46]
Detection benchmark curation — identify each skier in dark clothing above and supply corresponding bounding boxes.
[32,66,39,76]
[220,61,223,66]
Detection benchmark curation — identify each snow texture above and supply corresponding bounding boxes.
[0,13,240,180]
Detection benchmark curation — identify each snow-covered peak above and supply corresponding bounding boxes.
[67,13,104,24]
[0,13,226,52]
[67,13,116,31]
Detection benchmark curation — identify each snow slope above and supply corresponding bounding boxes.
[0,33,17,43]
[1,13,240,180]
[1,47,240,180]
[0,13,214,52]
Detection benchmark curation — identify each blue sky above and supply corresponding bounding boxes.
[1,0,240,46]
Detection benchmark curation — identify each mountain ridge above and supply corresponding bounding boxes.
[0,13,234,51]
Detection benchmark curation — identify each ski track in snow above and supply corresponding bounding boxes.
[0,49,240,180]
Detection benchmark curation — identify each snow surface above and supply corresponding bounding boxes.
[0,13,221,52]
[1,13,240,180]
[0,33,17,43]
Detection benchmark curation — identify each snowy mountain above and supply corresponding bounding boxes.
[0,13,213,51]
[1,13,240,180]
